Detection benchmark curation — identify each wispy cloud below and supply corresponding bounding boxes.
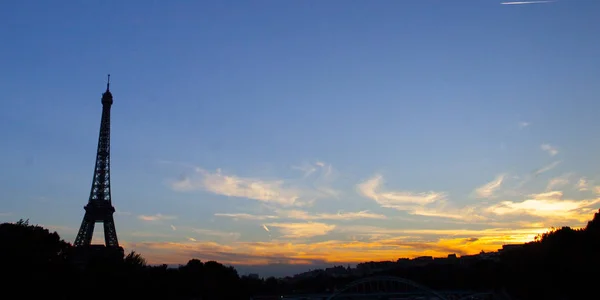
[358,175,445,209]
[357,175,478,221]
[129,231,175,238]
[292,161,334,180]
[171,168,302,206]
[170,224,177,231]
[284,209,387,221]
[304,210,386,221]
[534,160,561,176]
[214,213,280,221]
[486,191,600,222]
[138,214,177,221]
[501,1,556,5]
[541,144,559,156]
[473,174,505,198]
[518,121,531,128]
[292,163,318,178]
[264,222,336,238]
[192,228,241,241]
[216,209,386,222]
[546,173,574,190]
[169,165,338,207]
[576,177,589,191]
[512,162,563,191]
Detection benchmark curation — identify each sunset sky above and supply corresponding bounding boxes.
[1,0,600,276]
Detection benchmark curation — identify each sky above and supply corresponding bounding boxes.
[1,0,600,276]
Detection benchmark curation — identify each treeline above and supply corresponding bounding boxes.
[2,211,600,300]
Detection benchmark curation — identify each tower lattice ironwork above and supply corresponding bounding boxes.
[73,75,120,248]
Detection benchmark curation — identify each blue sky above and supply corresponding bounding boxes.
[1,0,600,274]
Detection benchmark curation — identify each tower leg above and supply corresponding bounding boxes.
[103,216,119,248]
[74,215,95,247]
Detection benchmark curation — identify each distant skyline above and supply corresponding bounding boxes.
[1,0,600,276]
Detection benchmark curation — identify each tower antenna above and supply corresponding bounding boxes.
[107,74,110,90]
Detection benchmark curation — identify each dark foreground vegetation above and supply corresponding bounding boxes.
[2,211,600,300]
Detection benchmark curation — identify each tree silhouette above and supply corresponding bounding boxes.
[124,250,147,268]
[2,211,600,299]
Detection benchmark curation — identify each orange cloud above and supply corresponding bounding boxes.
[486,191,600,222]
[264,222,336,238]
[473,174,505,198]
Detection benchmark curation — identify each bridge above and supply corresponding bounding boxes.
[270,276,512,300]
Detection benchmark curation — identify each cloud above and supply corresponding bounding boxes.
[307,210,387,221]
[356,172,599,226]
[358,175,445,209]
[534,161,561,176]
[576,177,589,191]
[546,173,573,190]
[214,213,280,221]
[147,160,600,267]
[170,224,177,231]
[171,168,302,206]
[408,207,483,221]
[169,166,337,207]
[474,174,505,198]
[518,121,530,128]
[501,1,556,4]
[129,231,175,238]
[276,209,387,221]
[530,190,563,200]
[541,144,559,157]
[339,225,548,242]
[138,214,177,221]
[292,161,334,180]
[486,191,600,222]
[292,164,318,178]
[125,224,552,266]
[192,228,241,241]
[216,209,386,222]
[512,162,563,191]
[357,175,481,222]
[264,222,336,238]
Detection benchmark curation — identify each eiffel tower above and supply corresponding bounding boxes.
[73,75,121,252]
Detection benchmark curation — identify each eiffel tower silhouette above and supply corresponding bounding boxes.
[73,75,121,251]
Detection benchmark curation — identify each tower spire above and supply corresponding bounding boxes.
[106,74,110,91]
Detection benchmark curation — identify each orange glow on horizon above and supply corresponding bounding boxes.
[122,226,551,266]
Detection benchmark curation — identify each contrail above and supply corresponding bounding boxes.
[501,1,556,4]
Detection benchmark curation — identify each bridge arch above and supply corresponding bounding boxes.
[327,275,449,300]
[456,292,495,300]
